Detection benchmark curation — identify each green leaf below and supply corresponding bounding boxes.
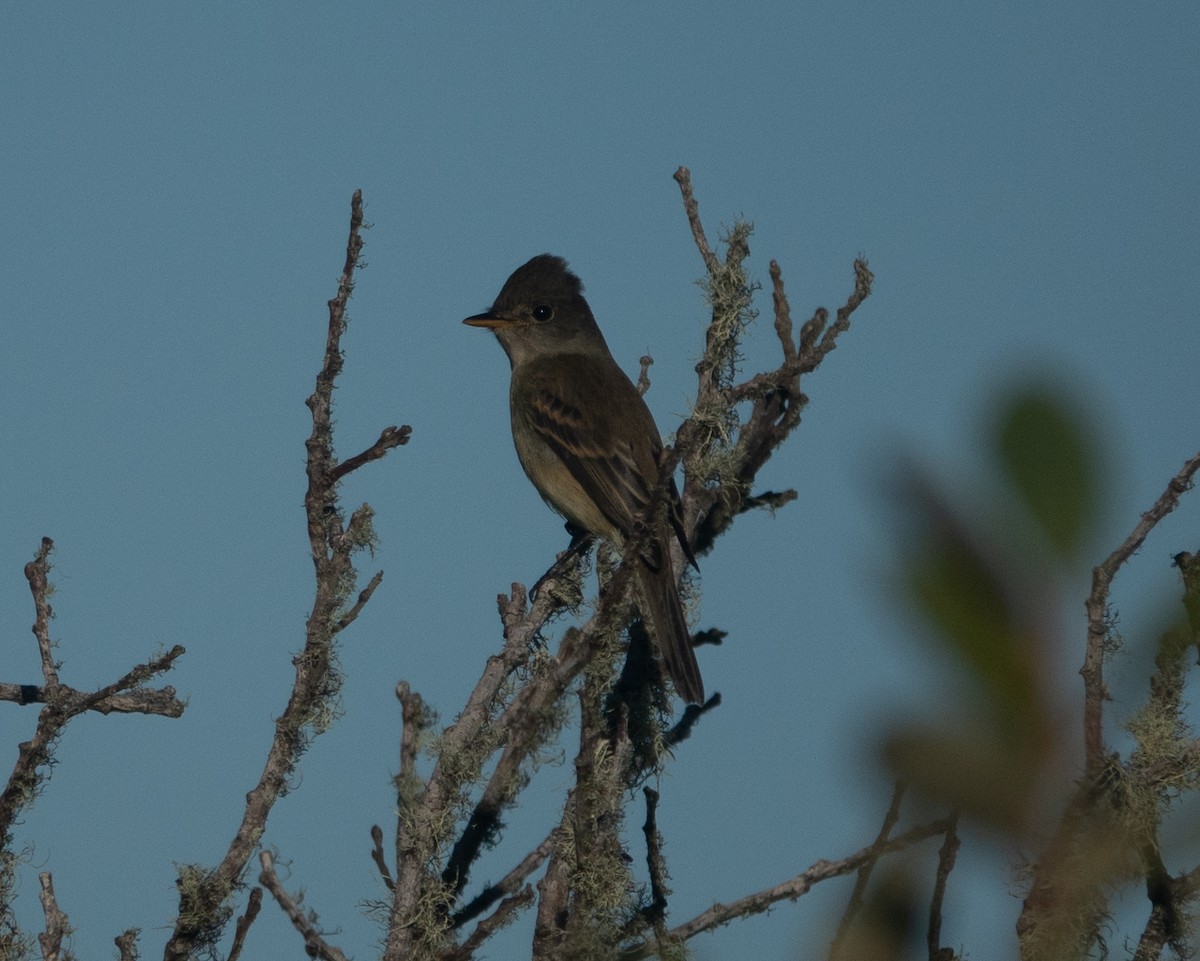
[908,523,1036,730]
[995,387,1099,559]
[884,725,1039,834]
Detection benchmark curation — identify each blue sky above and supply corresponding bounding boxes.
[3,3,1198,959]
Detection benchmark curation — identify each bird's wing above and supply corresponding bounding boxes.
[523,355,696,572]
[525,374,652,544]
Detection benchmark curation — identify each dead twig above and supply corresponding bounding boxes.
[830,780,908,958]
[259,851,349,961]
[37,873,72,961]
[622,818,953,961]
[1083,449,1200,774]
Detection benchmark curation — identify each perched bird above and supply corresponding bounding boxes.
[463,254,704,704]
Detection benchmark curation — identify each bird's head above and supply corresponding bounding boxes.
[464,254,607,366]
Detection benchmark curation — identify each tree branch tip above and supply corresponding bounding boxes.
[331,425,412,481]
[507,582,530,609]
[636,355,654,396]
[667,694,719,745]
[692,627,727,648]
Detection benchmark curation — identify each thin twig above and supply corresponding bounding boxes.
[331,425,412,482]
[335,570,385,632]
[2,549,185,842]
[0,681,183,716]
[927,812,961,960]
[636,355,653,396]
[26,538,59,688]
[113,929,139,961]
[74,646,185,714]
[395,682,427,793]
[227,888,262,961]
[429,621,545,898]
[371,824,395,892]
[37,872,71,961]
[259,851,350,961]
[672,167,719,274]
[453,833,555,928]
[685,255,871,557]
[621,818,953,960]
[815,257,873,362]
[640,787,672,946]
[444,888,535,961]
[664,694,720,747]
[830,780,908,957]
[1132,861,1200,960]
[768,260,797,365]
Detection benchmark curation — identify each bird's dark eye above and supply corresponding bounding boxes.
[532,305,554,322]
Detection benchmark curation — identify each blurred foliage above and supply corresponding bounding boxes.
[994,388,1102,562]
[885,381,1105,833]
[877,379,1199,960]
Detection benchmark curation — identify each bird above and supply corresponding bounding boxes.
[463,254,704,704]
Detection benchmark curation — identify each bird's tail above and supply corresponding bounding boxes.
[636,559,704,704]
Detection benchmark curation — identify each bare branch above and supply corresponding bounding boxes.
[684,254,872,556]
[227,888,262,961]
[1132,862,1200,960]
[638,787,672,948]
[830,780,908,958]
[927,812,961,960]
[258,851,349,961]
[335,570,385,633]
[331,425,412,482]
[635,355,653,397]
[0,680,183,717]
[768,260,797,365]
[395,682,428,796]
[37,873,72,961]
[114,929,139,961]
[813,257,873,364]
[444,888,534,961]
[1083,448,1200,774]
[2,548,185,849]
[672,166,719,274]
[371,825,395,892]
[664,693,720,748]
[452,833,555,928]
[387,466,682,955]
[392,609,541,927]
[76,646,186,714]
[621,818,953,960]
[164,188,391,960]
[25,538,59,688]
[533,827,573,959]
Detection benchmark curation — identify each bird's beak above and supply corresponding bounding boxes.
[463,309,510,329]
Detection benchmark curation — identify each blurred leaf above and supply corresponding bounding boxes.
[995,388,1100,560]
[831,866,921,961]
[904,475,1038,732]
[885,725,1040,835]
